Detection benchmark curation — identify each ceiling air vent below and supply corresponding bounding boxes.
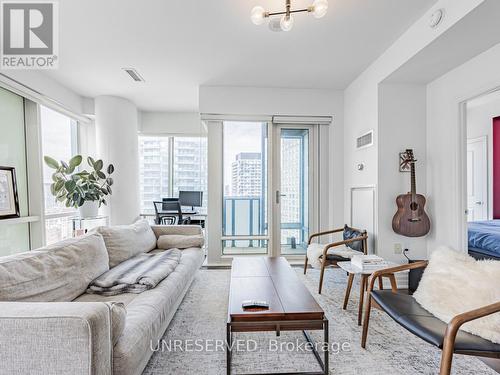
[356,130,374,150]
[122,68,145,82]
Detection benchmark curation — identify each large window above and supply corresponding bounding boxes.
[139,136,207,214]
[40,106,79,244]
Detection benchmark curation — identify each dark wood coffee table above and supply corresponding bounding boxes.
[227,257,329,375]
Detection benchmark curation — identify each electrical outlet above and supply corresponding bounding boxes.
[394,243,403,254]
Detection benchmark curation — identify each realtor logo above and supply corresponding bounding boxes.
[1,1,58,69]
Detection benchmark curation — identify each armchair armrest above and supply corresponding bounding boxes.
[151,224,203,238]
[308,228,344,244]
[0,302,113,375]
[367,261,428,292]
[440,301,500,374]
[444,301,500,346]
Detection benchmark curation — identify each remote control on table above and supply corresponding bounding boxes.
[242,300,269,309]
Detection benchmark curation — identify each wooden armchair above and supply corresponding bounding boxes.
[361,261,500,375]
[304,225,368,294]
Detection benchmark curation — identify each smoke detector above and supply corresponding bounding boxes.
[429,9,444,28]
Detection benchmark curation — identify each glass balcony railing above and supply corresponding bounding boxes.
[222,196,308,255]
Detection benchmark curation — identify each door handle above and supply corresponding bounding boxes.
[276,191,286,204]
[475,201,483,205]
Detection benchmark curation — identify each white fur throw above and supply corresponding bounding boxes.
[413,246,500,344]
[306,243,361,269]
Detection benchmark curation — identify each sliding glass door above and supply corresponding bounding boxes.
[273,125,315,256]
[212,121,317,262]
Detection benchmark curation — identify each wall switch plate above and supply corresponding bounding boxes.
[394,243,403,254]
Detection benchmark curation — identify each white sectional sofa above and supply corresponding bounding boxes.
[0,221,205,375]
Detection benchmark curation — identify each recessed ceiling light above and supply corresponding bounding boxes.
[122,68,145,82]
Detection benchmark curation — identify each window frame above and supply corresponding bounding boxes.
[39,105,81,245]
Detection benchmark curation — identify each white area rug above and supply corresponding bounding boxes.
[143,267,497,374]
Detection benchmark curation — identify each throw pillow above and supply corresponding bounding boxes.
[96,219,157,268]
[343,225,364,252]
[413,246,500,344]
[157,234,205,250]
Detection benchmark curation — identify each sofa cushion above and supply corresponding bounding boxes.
[113,248,204,375]
[96,219,157,268]
[157,234,204,250]
[0,233,109,302]
[413,246,500,344]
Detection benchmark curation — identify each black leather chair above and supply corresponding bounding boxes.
[361,261,500,375]
[153,199,191,225]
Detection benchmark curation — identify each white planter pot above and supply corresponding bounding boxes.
[79,201,99,218]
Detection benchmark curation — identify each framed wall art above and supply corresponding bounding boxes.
[0,167,20,219]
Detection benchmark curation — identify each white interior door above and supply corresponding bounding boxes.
[272,124,318,257]
[467,136,488,221]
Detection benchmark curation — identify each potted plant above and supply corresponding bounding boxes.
[44,155,115,218]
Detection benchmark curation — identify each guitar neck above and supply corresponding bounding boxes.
[410,162,416,199]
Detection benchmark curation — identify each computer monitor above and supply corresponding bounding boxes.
[178,191,203,210]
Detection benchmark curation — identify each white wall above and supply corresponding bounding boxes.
[95,96,140,225]
[139,111,205,135]
[343,0,486,256]
[427,43,500,253]
[378,84,427,261]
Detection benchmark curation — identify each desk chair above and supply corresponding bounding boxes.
[153,199,191,225]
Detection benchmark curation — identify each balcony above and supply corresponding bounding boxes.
[222,197,308,255]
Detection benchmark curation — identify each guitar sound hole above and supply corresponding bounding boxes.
[410,202,419,211]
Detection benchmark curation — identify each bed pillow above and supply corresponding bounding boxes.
[157,234,205,250]
[413,246,500,343]
[96,219,157,267]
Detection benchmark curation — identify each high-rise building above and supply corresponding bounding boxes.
[231,152,262,197]
[138,137,170,213]
[172,137,208,198]
[138,136,207,214]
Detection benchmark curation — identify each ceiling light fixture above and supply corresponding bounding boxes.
[251,0,328,32]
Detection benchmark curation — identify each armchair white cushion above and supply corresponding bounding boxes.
[306,243,361,269]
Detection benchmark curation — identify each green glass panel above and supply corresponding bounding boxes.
[0,86,30,254]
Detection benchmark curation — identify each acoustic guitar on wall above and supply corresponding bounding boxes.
[392,149,430,237]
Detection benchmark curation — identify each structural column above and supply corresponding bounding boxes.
[95,96,140,225]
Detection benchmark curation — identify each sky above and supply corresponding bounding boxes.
[223,122,267,190]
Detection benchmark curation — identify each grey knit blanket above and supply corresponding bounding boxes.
[87,249,182,296]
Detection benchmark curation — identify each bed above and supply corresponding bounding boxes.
[468,220,500,260]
